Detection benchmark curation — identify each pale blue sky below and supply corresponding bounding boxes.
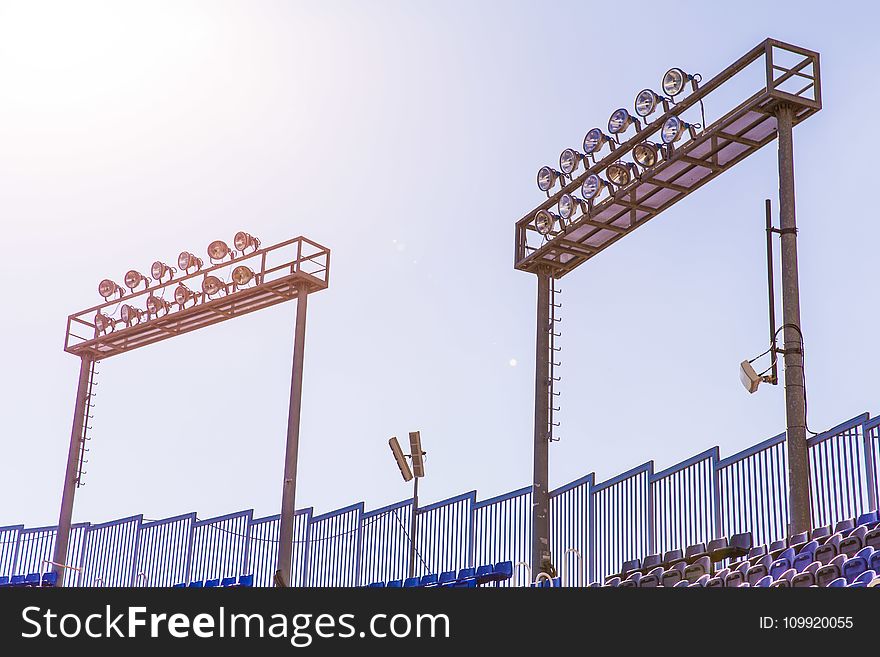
[0,0,876,527]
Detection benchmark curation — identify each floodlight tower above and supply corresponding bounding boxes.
[56,234,330,586]
[389,432,426,579]
[514,39,821,571]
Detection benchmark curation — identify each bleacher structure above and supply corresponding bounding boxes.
[2,412,878,587]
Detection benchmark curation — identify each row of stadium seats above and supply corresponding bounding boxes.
[0,572,57,587]
[173,574,254,588]
[600,509,880,588]
[367,561,514,588]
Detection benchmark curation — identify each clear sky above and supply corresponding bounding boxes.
[0,0,876,528]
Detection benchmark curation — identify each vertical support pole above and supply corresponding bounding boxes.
[52,354,93,586]
[765,199,779,384]
[276,285,310,586]
[409,476,419,579]
[532,268,552,577]
[776,104,812,535]
[864,423,877,513]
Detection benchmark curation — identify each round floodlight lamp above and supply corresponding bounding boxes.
[234,231,261,254]
[635,89,664,118]
[558,193,579,221]
[98,278,123,300]
[124,270,150,291]
[174,283,197,307]
[120,304,143,326]
[178,251,203,272]
[202,275,225,296]
[559,148,584,176]
[232,265,255,287]
[583,128,612,155]
[633,142,661,168]
[606,162,636,187]
[581,173,607,200]
[151,260,176,282]
[661,115,695,145]
[207,240,234,261]
[662,67,698,97]
[534,209,557,236]
[146,294,171,316]
[607,108,640,135]
[94,312,115,335]
[537,166,560,193]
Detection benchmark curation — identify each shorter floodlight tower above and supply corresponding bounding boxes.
[389,432,426,579]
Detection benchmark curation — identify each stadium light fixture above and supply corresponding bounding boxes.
[409,431,425,479]
[174,282,198,308]
[231,265,255,288]
[201,275,226,297]
[388,431,426,578]
[605,162,639,187]
[537,166,562,193]
[534,209,559,236]
[607,108,641,136]
[634,89,668,118]
[124,270,151,291]
[151,261,176,283]
[583,128,614,156]
[98,279,124,300]
[581,173,611,201]
[558,193,585,223]
[389,436,413,482]
[207,240,235,262]
[94,312,115,336]
[739,359,774,394]
[119,304,143,327]
[178,251,203,273]
[234,231,261,254]
[559,148,585,177]
[632,142,664,168]
[660,115,698,145]
[146,294,172,317]
[662,67,700,97]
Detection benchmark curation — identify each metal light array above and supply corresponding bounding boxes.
[91,231,262,338]
[531,66,703,239]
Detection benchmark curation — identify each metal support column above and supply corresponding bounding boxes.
[776,104,811,535]
[276,284,310,586]
[409,476,419,579]
[51,354,93,586]
[532,267,552,576]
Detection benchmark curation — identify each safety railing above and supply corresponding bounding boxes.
[3,410,877,586]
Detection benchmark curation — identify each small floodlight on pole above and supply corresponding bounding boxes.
[389,433,425,579]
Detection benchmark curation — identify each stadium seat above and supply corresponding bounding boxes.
[705,537,729,562]
[172,582,186,588]
[220,576,237,587]
[387,579,403,588]
[744,545,766,566]
[489,561,513,583]
[856,510,879,529]
[712,532,752,561]
[754,575,773,587]
[615,558,640,578]
[791,562,820,587]
[661,562,686,587]
[438,571,456,587]
[865,527,880,549]
[456,567,476,585]
[834,518,855,537]
[188,581,204,588]
[724,561,750,587]
[0,576,8,588]
[688,574,710,587]
[403,577,421,587]
[868,577,880,588]
[11,575,26,587]
[792,540,818,573]
[747,555,773,585]
[842,555,869,584]
[840,526,867,557]
[238,574,254,587]
[850,570,876,587]
[638,567,663,587]
[205,578,221,588]
[706,576,724,588]
[870,551,880,574]
[816,554,847,587]
[770,547,796,580]
[684,556,711,583]
[684,542,707,564]
[368,582,386,588]
[767,539,787,560]
[814,534,841,564]
[454,579,477,588]
[827,577,847,588]
[770,568,796,587]
[810,525,831,543]
[662,549,685,569]
[619,579,637,588]
[24,573,40,587]
[420,574,438,587]
[623,571,642,587]
[640,554,662,573]
[603,576,621,587]
[673,580,690,588]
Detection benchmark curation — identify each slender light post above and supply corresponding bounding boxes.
[532,268,552,577]
[389,432,425,579]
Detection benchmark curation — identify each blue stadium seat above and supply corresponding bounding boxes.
[41,572,58,587]
[368,582,386,588]
[603,576,621,587]
[618,579,637,588]
[454,579,477,588]
[492,561,513,582]
[662,549,685,569]
[810,525,831,543]
[220,576,237,587]
[870,551,880,574]
[724,561,749,587]
[789,531,809,552]
[617,558,640,577]
[11,575,26,587]
[188,581,204,588]
[172,582,186,588]
[673,579,690,587]
[856,510,879,529]
[238,574,254,587]
[866,526,880,550]
[840,526,868,557]
[640,554,662,573]
[456,567,476,585]
[834,518,855,537]
[792,540,818,573]
[684,542,707,564]
[639,567,663,587]
[816,554,847,587]
[767,539,787,560]
[747,555,772,585]
[474,564,494,585]
[205,578,221,588]
[622,572,642,587]
[0,576,8,587]
[705,576,724,588]
[387,579,403,588]
[24,573,40,587]
[688,574,710,587]
[420,574,438,587]
[713,532,752,561]
[403,577,421,587]
[743,545,766,567]
[814,534,841,564]
[827,577,847,588]
[842,556,868,584]
[438,571,456,587]
[851,570,876,587]
[661,562,685,587]
[770,568,796,587]
[770,547,796,580]
[754,575,773,587]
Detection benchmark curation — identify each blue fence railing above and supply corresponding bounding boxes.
[2,411,878,586]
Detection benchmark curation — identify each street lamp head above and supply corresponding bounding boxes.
[739,360,762,394]
[558,193,583,222]
[409,431,425,478]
